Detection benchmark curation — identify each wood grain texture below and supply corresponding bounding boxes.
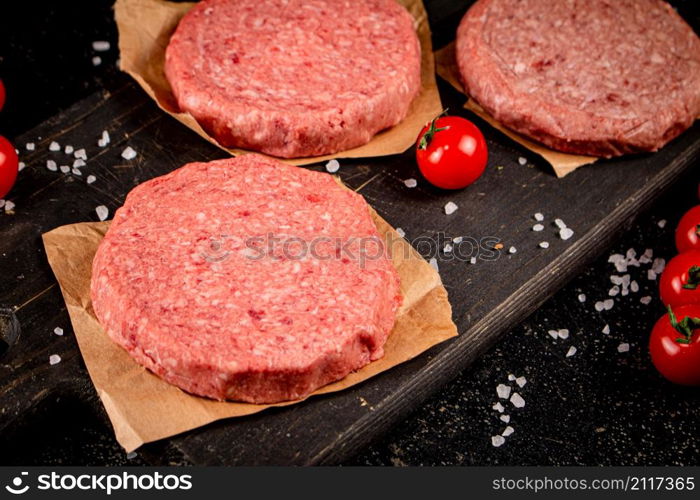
[0,9,698,463]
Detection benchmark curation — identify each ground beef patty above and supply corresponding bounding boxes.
[164,0,421,158]
[456,0,700,157]
[91,155,402,403]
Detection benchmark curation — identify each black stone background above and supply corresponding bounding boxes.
[0,0,698,466]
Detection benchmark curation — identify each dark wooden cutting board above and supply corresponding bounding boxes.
[0,11,698,462]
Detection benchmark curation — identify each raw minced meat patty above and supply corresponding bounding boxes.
[164,0,422,158]
[456,0,700,157]
[91,154,402,403]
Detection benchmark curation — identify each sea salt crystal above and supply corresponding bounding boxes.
[548,329,559,340]
[609,286,619,297]
[558,329,569,339]
[60,165,70,174]
[534,213,544,221]
[470,257,477,265]
[651,258,666,274]
[121,146,137,160]
[496,384,511,399]
[92,40,111,51]
[92,56,102,66]
[532,224,544,232]
[502,426,515,437]
[617,343,630,353]
[18,162,26,171]
[74,148,87,160]
[560,227,574,240]
[73,159,86,168]
[26,142,35,151]
[46,160,57,171]
[658,219,667,229]
[578,293,586,303]
[566,346,577,357]
[500,415,510,423]
[54,327,64,336]
[49,354,61,365]
[64,145,74,154]
[610,275,623,285]
[515,376,527,388]
[429,257,439,272]
[508,246,517,254]
[518,157,527,166]
[403,178,417,188]
[97,130,111,147]
[444,201,458,215]
[630,280,639,293]
[96,205,109,221]
[510,392,525,408]
[554,218,567,229]
[648,269,657,281]
[4,200,15,212]
[621,274,631,288]
[491,435,506,447]
[594,301,605,312]
[492,402,505,413]
[444,243,453,253]
[49,141,60,151]
[508,374,516,381]
[539,241,549,249]
[86,175,97,185]
[396,227,405,238]
[126,452,138,460]
[453,236,463,243]
[640,296,652,305]
[325,159,339,173]
[602,324,610,335]
[72,168,82,176]
[639,249,653,264]
[603,299,614,310]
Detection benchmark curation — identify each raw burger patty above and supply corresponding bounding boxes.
[456,0,700,157]
[165,0,421,158]
[91,155,402,403]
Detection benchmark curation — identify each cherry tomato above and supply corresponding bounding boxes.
[649,304,700,385]
[659,251,700,308]
[0,136,18,199]
[0,79,5,112]
[415,114,488,190]
[675,205,700,253]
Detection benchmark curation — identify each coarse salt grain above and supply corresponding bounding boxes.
[554,218,567,229]
[444,201,458,215]
[96,205,109,221]
[86,175,97,185]
[515,376,526,388]
[534,213,544,221]
[444,243,453,253]
[566,346,577,357]
[518,157,527,165]
[651,258,666,274]
[508,246,517,254]
[548,329,559,340]
[121,146,137,160]
[640,296,652,305]
[73,159,86,168]
[594,301,605,312]
[491,435,506,447]
[72,168,82,176]
[617,343,630,353]
[396,227,405,238]
[429,257,439,272]
[54,327,64,336]
[647,269,657,281]
[64,145,74,154]
[603,299,614,310]
[470,257,477,265]
[403,178,417,188]
[49,141,60,151]
[47,160,57,171]
[502,426,515,437]
[658,219,667,229]
[26,142,35,151]
[609,286,619,297]
[325,159,339,173]
[92,40,111,51]
[49,354,61,365]
[453,236,463,243]
[639,249,653,264]
[510,393,525,408]
[560,227,574,240]
[602,324,610,335]
[92,56,102,66]
[532,223,544,232]
[126,452,138,460]
[496,384,511,399]
[539,241,549,249]
[578,293,586,303]
[4,200,15,212]
[630,280,639,293]
[508,374,516,381]
[18,162,26,171]
[74,148,87,160]
[493,402,505,413]
[60,165,70,174]
[500,415,510,423]
[558,329,569,339]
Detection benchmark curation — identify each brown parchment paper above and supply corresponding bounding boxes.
[114,0,442,165]
[434,42,598,178]
[42,209,457,453]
